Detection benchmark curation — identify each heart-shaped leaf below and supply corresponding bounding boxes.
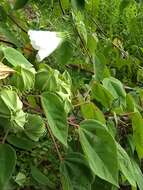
[41,92,68,146]
[79,119,118,186]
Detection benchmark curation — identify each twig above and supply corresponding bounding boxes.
[73,24,93,65]
[59,0,65,15]
[66,64,94,74]
[45,123,63,162]
[2,128,10,144]
[68,121,79,129]
[8,14,27,33]
[90,17,128,57]
[73,101,90,108]
[23,100,43,114]
[0,38,15,46]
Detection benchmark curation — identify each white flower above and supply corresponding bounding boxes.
[28,30,63,62]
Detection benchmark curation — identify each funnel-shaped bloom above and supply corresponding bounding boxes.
[28,30,63,62]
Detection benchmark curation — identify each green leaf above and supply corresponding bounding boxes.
[14,0,29,10]
[0,144,16,190]
[81,102,106,124]
[56,41,73,65]
[36,65,72,113]
[0,89,26,131]
[73,11,87,44]
[7,134,37,150]
[35,65,59,92]
[87,33,98,54]
[102,77,126,106]
[120,0,131,11]
[2,47,32,67]
[106,119,117,138]
[15,172,26,186]
[10,65,35,92]
[31,165,55,189]
[61,0,70,9]
[91,177,115,190]
[24,114,46,142]
[0,24,21,47]
[117,143,136,187]
[131,112,143,159]
[79,120,118,186]
[41,92,68,147]
[0,6,7,22]
[93,53,106,81]
[71,0,85,10]
[60,152,94,190]
[91,82,114,108]
[126,93,138,112]
[131,159,143,190]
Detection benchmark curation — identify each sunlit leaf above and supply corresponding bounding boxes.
[2,47,32,67]
[24,114,46,142]
[117,143,136,187]
[131,112,143,159]
[0,89,26,131]
[41,92,68,146]
[81,102,106,124]
[10,65,35,92]
[131,159,143,190]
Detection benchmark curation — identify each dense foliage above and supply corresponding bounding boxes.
[0,0,143,189]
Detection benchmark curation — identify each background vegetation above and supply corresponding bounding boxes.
[0,0,143,189]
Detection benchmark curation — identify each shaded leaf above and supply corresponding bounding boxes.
[14,0,29,10]
[71,0,85,10]
[0,6,7,22]
[79,119,118,186]
[0,144,16,190]
[102,77,126,106]
[7,134,37,150]
[92,177,116,190]
[31,165,55,189]
[60,152,94,190]
[56,41,73,65]
[0,24,21,47]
